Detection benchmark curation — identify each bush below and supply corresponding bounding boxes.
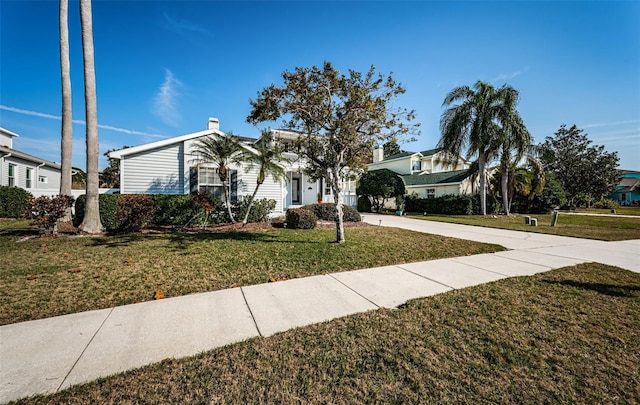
[74,194,121,229]
[357,196,371,213]
[152,195,199,226]
[592,198,619,210]
[116,195,155,232]
[26,195,74,232]
[356,169,405,213]
[405,193,480,215]
[0,186,31,218]
[286,208,317,229]
[234,197,277,223]
[303,203,361,222]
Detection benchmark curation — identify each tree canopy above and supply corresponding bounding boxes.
[247,62,420,243]
[356,169,406,213]
[540,124,620,207]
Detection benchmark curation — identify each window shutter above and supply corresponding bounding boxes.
[230,170,238,202]
[189,167,198,194]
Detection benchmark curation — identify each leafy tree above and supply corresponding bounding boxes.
[78,0,103,234]
[241,132,290,226]
[356,169,405,213]
[382,139,402,157]
[540,124,620,208]
[191,133,245,223]
[100,147,128,188]
[247,62,419,243]
[439,81,519,215]
[72,167,86,189]
[493,155,545,213]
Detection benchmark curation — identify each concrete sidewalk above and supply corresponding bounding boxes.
[2,216,638,403]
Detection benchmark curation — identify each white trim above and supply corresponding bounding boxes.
[108,128,224,159]
[406,181,465,188]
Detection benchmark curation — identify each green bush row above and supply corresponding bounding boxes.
[0,186,32,218]
[285,203,361,229]
[74,194,277,231]
[405,193,497,215]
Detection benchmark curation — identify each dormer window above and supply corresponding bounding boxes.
[412,160,421,171]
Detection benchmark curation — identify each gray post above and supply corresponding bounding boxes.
[525,216,531,225]
[530,218,538,226]
[551,211,559,227]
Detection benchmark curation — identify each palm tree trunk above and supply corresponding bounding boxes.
[58,0,73,223]
[242,183,262,227]
[501,168,510,215]
[78,0,103,234]
[478,152,487,216]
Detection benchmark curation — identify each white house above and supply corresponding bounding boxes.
[0,127,62,196]
[366,144,473,198]
[108,118,357,215]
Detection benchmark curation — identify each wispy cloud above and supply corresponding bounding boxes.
[580,119,639,129]
[152,69,183,127]
[492,68,528,83]
[0,105,166,139]
[162,12,214,38]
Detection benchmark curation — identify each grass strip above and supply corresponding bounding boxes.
[0,223,504,325]
[409,212,640,241]
[14,263,640,404]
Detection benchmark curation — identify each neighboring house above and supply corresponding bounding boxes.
[108,118,357,215]
[609,170,640,206]
[366,144,473,199]
[0,127,62,196]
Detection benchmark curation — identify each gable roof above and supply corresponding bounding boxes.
[618,177,640,193]
[400,169,469,186]
[419,148,441,157]
[108,128,257,159]
[382,151,416,160]
[0,146,61,169]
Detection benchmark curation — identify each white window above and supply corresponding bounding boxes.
[198,167,225,199]
[426,188,435,199]
[412,160,421,171]
[39,175,48,184]
[26,168,33,188]
[8,164,16,186]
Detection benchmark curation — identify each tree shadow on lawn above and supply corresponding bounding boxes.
[542,279,640,298]
[0,227,40,238]
[88,229,326,251]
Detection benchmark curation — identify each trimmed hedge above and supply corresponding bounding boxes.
[0,186,32,218]
[303,203,361,222]
[286,208,317,229]
[74,193,278,230]
[74,194,121,229]
[405,193,497,215]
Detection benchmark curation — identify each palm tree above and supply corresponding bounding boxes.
[241,132,291,226]
[78,0,103,233]
[496,88,531,215]
[58,0,73,222]
[439,81,514,215]
[191,133,245,223]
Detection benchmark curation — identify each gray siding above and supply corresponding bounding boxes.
[240,165,284,213]
[121,143,184,194]
[0,156,60,191]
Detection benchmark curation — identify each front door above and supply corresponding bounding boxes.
[292,177,301,204]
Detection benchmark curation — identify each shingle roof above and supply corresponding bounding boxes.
[419,148,441,156]
[0,146,61,169]
[400,169,469,186]
[382,151,415,160]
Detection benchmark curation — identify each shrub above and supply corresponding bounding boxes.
[303,203,361,222]
[26,195,74,232]
[74,194,121,229]
[234,197,277,223]
[357,195,371,213]
[116,195,155,232]
[152,194,199,226]
[0,186,31,218]
[592,198,619,210]
[286,208,317,229]
[357,169,405,213]
[405,193,479,215]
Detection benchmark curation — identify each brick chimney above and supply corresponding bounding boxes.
[208,117,220,130]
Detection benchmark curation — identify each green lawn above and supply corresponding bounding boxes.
[408,212,640,241]
[566,207,640,216]
[0,220,504,325]
[14,263,640,404]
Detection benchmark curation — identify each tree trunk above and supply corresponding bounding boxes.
[330,168,345,244]
[478,152,487,215]
[58,0,73,223]
[501,167,510,216]
[78,0,104,234]
[242,182,262,227]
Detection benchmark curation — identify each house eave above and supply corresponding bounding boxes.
[0,146,61,169]
[108,128,227,159]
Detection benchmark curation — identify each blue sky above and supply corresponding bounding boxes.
[1,0,638,170]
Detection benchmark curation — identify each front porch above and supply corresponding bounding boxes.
[283,171,357,210]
